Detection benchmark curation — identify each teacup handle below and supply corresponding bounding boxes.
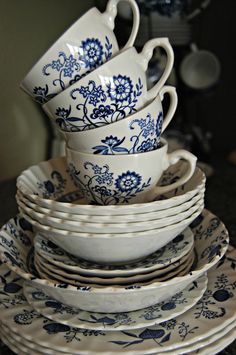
[154,150,197,195]
[138,38,174,101]
[159,85,178,132]
[102,0,140,49]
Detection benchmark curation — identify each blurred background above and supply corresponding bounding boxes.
[0,0,236,182]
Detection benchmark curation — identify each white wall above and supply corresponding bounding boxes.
[0,0,94,181]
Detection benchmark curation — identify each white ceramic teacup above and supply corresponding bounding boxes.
[20,0,140,104]
[180,43,221,90]
[64,85,177,154]
[66,138,197,205]
[43,37,174,132]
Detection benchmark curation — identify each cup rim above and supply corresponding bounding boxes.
[66,137,167,158]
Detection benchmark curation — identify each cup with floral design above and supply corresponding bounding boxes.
[63,85,177,154]
[20,0,140,104]
[42,37,174,132]
[65,138,197,205]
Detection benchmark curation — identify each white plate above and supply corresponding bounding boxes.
[23,271,207,331]
[17,157,205,215]
[1,322,236,355]
[34,250,195,286]
[0,209,229,313]
[0,246,235,354]
[34,228,194,278]
[17,188,205,223]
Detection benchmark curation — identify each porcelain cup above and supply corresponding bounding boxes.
[180,43,221,90]
[20,0,140,104]
[66,138,197,205]
[43,37,174,132]
[63,85,177,154]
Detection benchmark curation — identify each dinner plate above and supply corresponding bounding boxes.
[0,209,229,313]
[1,322,236,355]
[34,228,194,278]
[0,246,235,354]
[17,158,205,215]
[23,271,207,331]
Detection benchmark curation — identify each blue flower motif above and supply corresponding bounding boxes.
[115,171,142,192]
[33,86,47,96]
[92,164,102,174]
[64,55,78,69]
[80,38,104,69]
[142,119,155,138]
[137,118,147,129]
[96,171,113,185]
[91,105,114,120]
[102,136,121,147]
[107,75,133,103]
[78,85,91,98]
[137,138,155,152]
[63,67,74,78]
[55,107,70,119]
[94,186,112,196]
[51,59,63,71]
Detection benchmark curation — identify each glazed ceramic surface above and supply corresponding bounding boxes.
[33,227,194,277]
[20,206,203,263]
[34,249,194,286]
[18,196,203,233]
[16,157,206,215]
[43,38,174,132]
[63,85,177,153]
[0,210,229,312]
[20,0,140,103]
[0,246,235,354]
[65,139,197,205]
[17,187,204,223]
[22,272,207,331]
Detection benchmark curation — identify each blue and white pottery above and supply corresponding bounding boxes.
[16,157,205,215]
[0,209,229,312]
[20,0,140,103]
[0,243,234,354]
[63,85,177,154]
[66,138,197,205]
[42,38,174,131]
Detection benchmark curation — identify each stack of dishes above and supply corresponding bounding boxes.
[0,0,235,352]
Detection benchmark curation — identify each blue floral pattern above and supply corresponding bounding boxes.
[92,112,163,154]
[33,37,113,103]
[36,171,66,199]
[68,162,151,205]
[55,76,143,131]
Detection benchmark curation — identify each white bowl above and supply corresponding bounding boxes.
[16,157,206,215]
[16,187,204,223]
[0,210,229,312]
[20,205,203,264]
[17,195,204,234]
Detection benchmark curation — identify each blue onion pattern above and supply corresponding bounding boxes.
[33,37,112,103]
[56,76,143,131]
[92,112,163,155]
[68,162,151,205]
[36,171,66,199]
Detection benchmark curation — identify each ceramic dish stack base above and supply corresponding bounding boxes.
[0,245,235,355]
[0,209,229,314]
